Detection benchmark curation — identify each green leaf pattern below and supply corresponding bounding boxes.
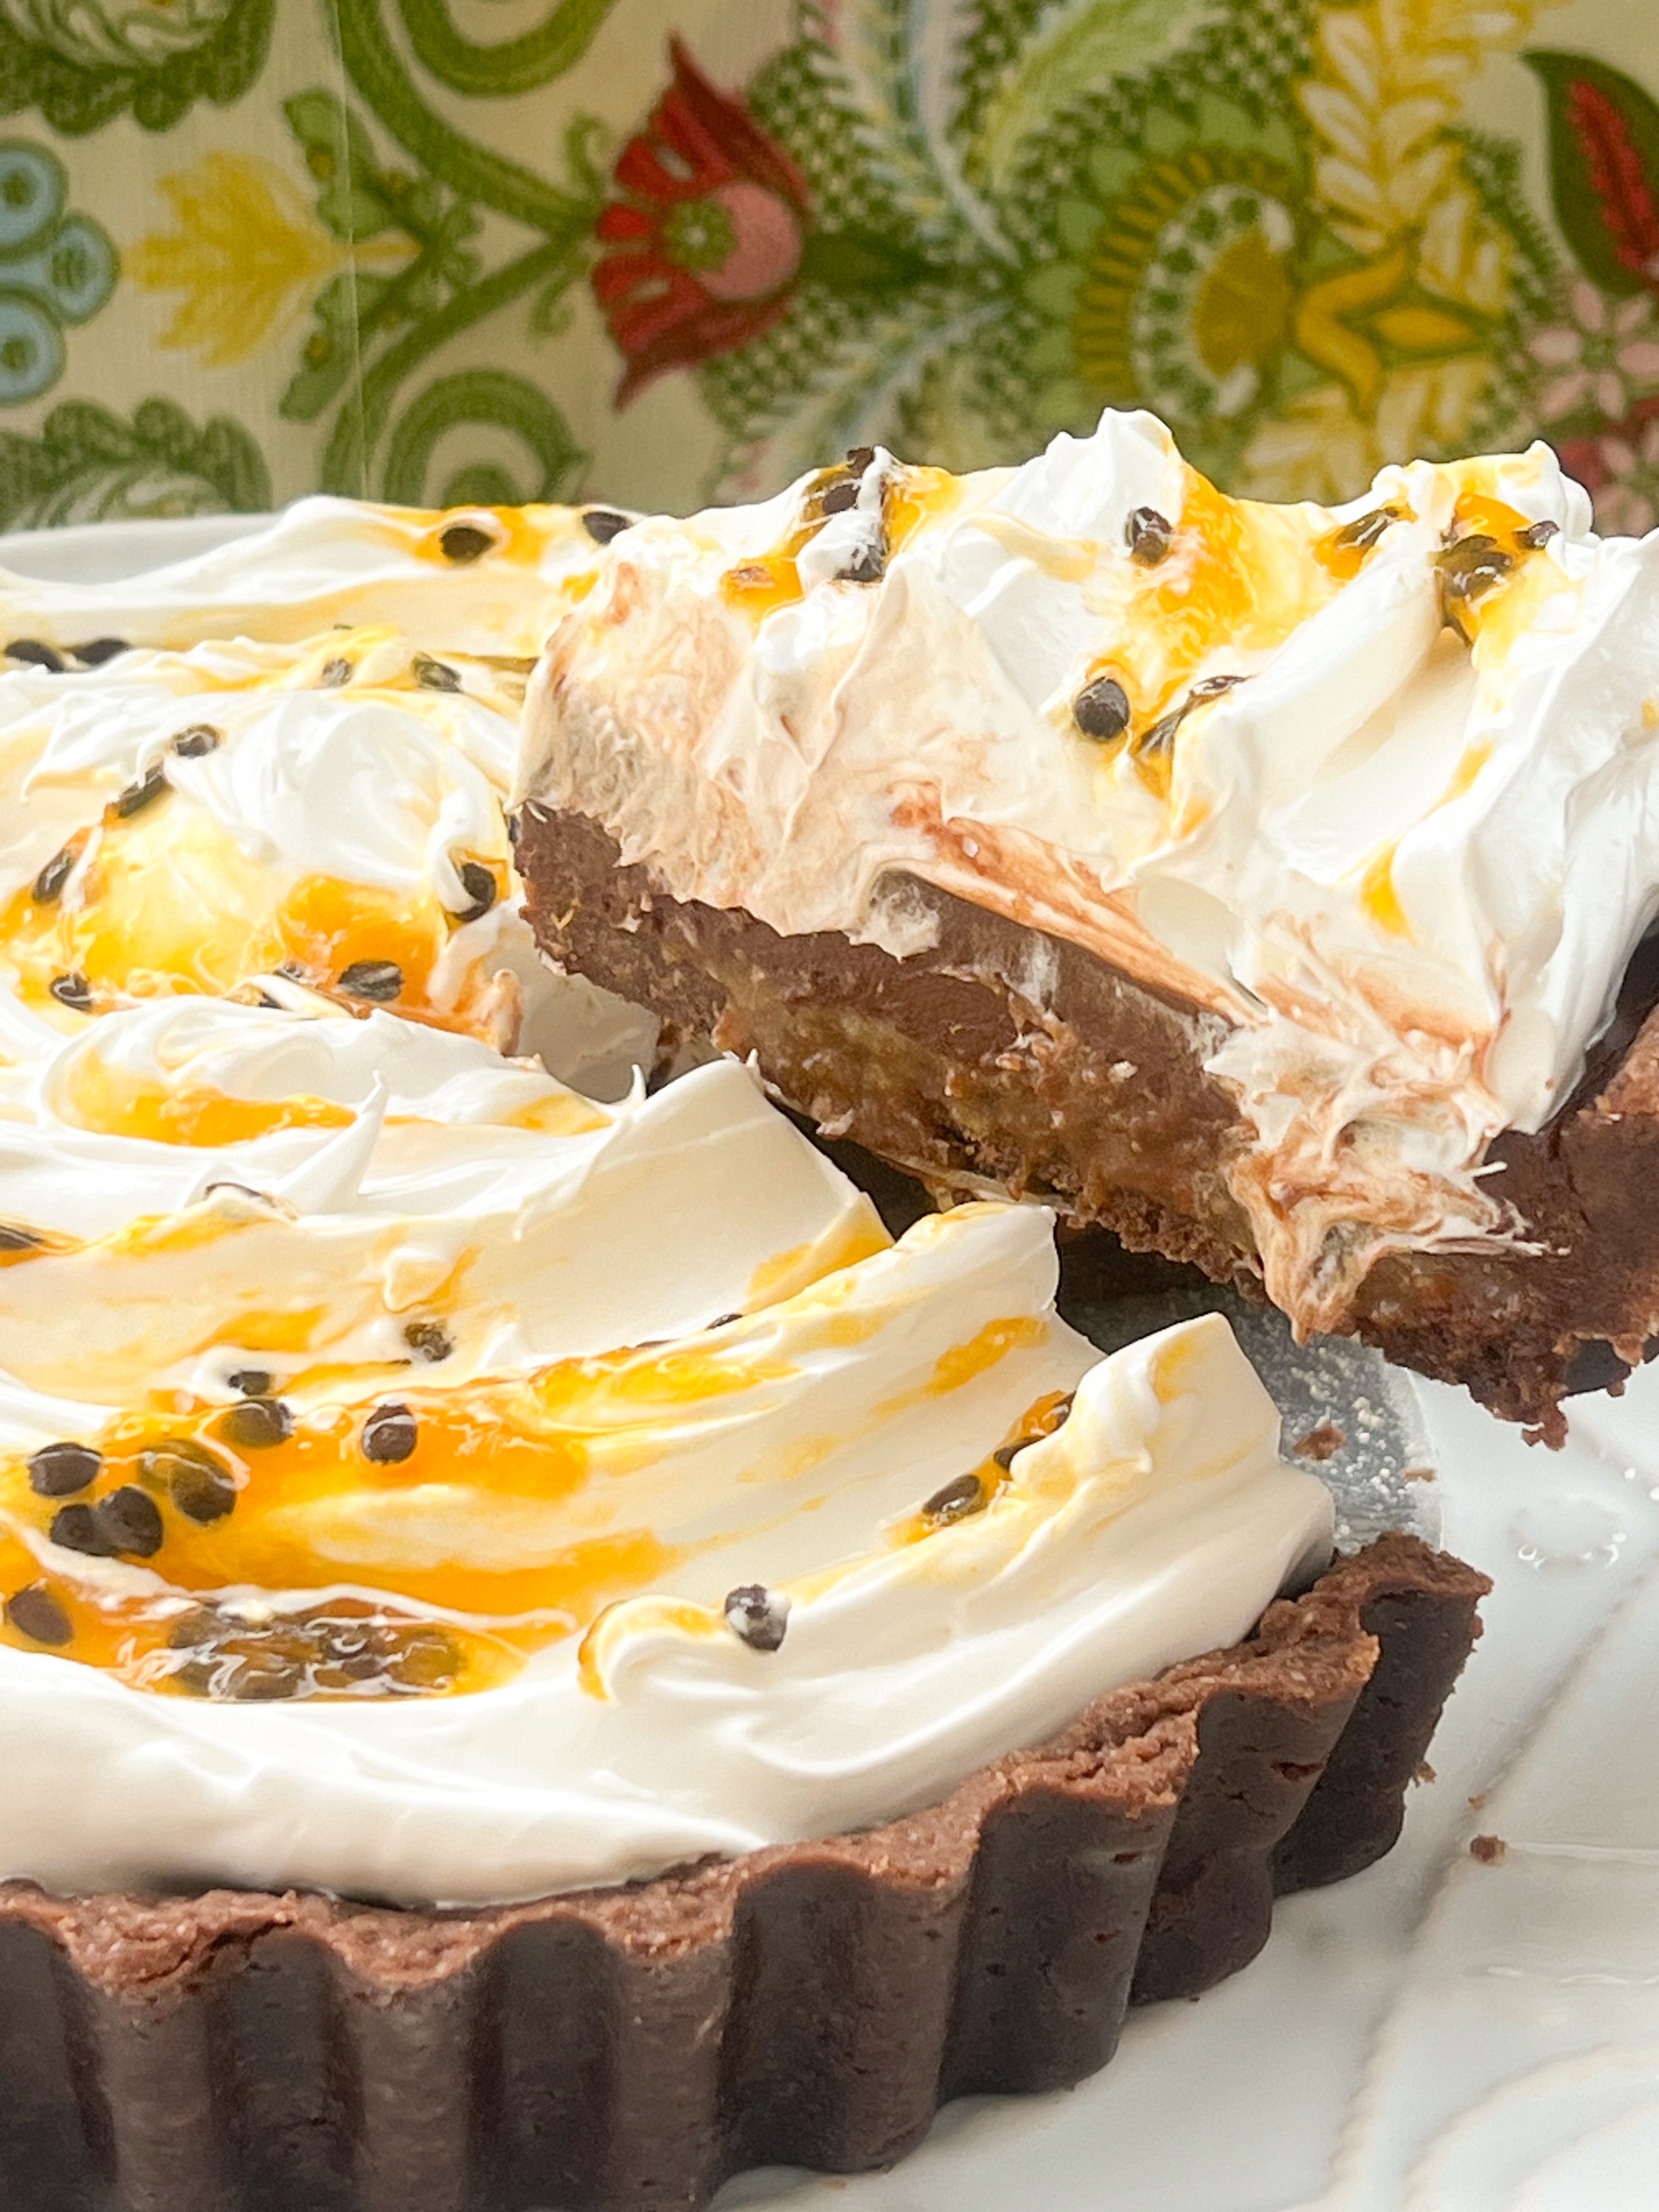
[0,397,268,528]
[0,0,271,136]
[0,0,1654,529]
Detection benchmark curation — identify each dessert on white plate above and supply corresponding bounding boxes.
[518,409,1659,1430]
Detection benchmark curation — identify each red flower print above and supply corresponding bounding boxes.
[592,41,811,405]
[1565,75,1659,290]
[1560,393,1659,533]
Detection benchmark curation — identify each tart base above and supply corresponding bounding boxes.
[0,1535,1485,2212]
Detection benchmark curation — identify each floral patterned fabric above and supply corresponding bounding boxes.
[1,1,1657,528]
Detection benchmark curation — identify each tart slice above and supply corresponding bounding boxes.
[518,410,1659,1437]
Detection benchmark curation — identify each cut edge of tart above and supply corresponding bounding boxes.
[518,805,1659,1444]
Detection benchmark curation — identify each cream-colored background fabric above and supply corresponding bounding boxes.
[0,1,1655,523]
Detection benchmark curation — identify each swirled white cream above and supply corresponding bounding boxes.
[0,990,1330,1905]
[523,410,1659,1328]
[0,494,630,661]
[0,992,877,1395]
[0,624,654,1090]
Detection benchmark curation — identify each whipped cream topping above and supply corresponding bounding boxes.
[0,494,629,661]
[0,624,654,1089]
[0,994,1330,1903]
[0,488,1333,1912]
[0,996,878,1397]
[523,410,1659,1327]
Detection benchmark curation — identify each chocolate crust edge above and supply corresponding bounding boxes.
[0,1534,1485,2212]
[517,804,1659,1436]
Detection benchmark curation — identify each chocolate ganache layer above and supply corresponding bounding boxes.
[520,804,1659,1441]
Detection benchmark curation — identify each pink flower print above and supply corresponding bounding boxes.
[1559,403,1659,536]
[1528,279,1659,425]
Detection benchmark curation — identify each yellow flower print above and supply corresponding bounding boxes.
[1235,0,1570,498]
[1300,0,1565,262]
[132,153,408,369]
[1240,385,1380,505]
[1240,358,1493,504]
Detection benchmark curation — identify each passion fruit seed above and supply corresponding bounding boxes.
[71,637,128,667]
[171,723,222,759]
[724,1584,789,1652]
[144,1441,238,1525]
[219,1397,295,1450]
[845,445,876,473]
[51,1488,165,1560]
[414,654,461,692]
[223,1650,307,1702]
[581,507,631,544]
[31,845,75,904]
[112,763,167,819]
[921,1472,986,1525]
[227,1369,273,1398]
[1437,533,1514,607]
[5,640,64,672]
[171,1469,238,1525]
[1139,708,1186,760]
[1125,506,1173,565]
[48,1503,109,1557]
[1517,517,1560,548]
[404,1320,451,1362]
[94,1486,166,1558]
[1138,675,1244,762]
[1073,675,1131,741]
[396,1627,460,1690]
[438,521,494,563]
[839,541,885,585]
[338,960,403,1003]
[27,1440,101,1498]
[49,972,93,1013]
[455,861,497,920]
[315,1618,378,1676]
[362,1403,418,1464]
[5,1585,71,1646]
[821,478,861,515]
[0,1223,44,1252]
[1331,506,1401,554]
[166,1606,218,1650]
[168,1604,461,1700]
[991,1394,1073,1472]
[318,657,353,688]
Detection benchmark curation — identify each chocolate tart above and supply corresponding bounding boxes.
[520,807,1659,1442]
[0,1534,1483,2212]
